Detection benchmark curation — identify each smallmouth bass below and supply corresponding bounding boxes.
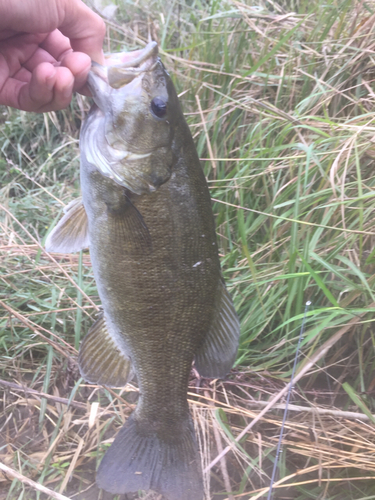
[46,42,240,500]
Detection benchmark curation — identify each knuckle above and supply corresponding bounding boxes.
[97,18,107,39]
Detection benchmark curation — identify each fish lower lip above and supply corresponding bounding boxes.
[90,62,107,80]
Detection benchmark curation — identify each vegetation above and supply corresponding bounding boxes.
[1,0,375,498]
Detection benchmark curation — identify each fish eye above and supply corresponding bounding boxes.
[150,97,167,118]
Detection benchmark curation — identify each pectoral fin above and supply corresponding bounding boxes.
[108,194,152,255]
[195,283,240,378]
[45,198,89,253]
[78,315,133,387]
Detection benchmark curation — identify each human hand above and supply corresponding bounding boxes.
[0,0,106,112]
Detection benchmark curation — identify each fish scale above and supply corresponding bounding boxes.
[46,42,240,500]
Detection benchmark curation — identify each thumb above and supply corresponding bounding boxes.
[57,0,106,65]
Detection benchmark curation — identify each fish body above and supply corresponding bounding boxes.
[46,43,240,500]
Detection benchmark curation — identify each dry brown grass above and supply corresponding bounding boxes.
[2,0,375,498]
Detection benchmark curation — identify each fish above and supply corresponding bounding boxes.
[46,41,240,500]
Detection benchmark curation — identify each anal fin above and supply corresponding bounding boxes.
[195,282,240,378]
[46,198,89,253]
[78,314,133,387]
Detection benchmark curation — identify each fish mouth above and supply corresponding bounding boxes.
[90,42,159,90]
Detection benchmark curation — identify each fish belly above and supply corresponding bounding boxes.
[80,153,220,425]
[80,153,219,499]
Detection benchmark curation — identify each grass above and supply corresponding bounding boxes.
[1,0,375,498]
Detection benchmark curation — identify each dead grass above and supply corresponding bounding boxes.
[2,352,375,499]
[2,0,375,498]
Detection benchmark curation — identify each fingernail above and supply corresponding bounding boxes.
[62,84,73,100]
[46,70,56,90]
[92,49,105,66]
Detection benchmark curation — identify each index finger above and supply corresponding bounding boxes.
[40,30,75,62]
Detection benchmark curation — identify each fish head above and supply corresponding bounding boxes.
[82,42,180,194]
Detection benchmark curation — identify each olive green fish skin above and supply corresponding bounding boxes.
[73,49,239,498]
[80,65,221,436]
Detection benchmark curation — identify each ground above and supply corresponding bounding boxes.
[1,0,375,498]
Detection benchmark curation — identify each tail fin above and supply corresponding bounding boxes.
[97,413,203,500]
